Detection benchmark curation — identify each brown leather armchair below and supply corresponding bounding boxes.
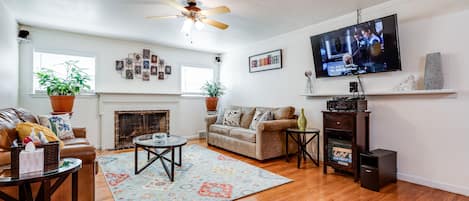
[0,108,96,201]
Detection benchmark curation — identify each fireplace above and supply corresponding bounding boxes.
[114,110,169,149]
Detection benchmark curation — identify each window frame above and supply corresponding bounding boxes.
[180,65,215,96]
[32,49,97,95]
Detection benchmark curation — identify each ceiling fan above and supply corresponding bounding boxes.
[146,0,230,32]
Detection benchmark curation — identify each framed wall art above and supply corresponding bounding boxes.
[249,49,282,73]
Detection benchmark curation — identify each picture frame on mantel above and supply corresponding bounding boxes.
[249,49,282,73]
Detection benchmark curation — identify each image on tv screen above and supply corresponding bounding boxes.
[311,15,400,78]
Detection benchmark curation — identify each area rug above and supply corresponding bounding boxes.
[98,144,292,201]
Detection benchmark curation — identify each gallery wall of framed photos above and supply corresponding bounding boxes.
[115,48,172,81]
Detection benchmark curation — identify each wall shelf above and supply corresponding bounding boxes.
[300,89,457,97]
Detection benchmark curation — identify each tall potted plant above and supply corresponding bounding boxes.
[201,81,225,111]
[36,60,90,113]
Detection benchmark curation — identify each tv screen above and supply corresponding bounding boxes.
[310,14,401,78]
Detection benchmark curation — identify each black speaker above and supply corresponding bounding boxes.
[349,81,358,93]
[215,56,221,63]
[18,30,29,39]
[360,149,397,192]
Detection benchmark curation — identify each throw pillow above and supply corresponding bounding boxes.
[222,110,242,127]
[249,111,274,130]
[16,122,64,149]
[38,114,75,140]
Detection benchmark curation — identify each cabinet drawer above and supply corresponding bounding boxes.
[324,113,354,131]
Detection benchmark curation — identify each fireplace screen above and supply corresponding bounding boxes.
[114,110,169,149]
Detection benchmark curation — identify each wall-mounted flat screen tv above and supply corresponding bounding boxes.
[310,14,401,78]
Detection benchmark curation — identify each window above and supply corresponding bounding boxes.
[181,66,214,95]
[33,51,96,93]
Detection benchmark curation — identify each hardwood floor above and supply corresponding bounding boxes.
[96,139,468,201]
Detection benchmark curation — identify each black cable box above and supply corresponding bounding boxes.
[327,97,367,112]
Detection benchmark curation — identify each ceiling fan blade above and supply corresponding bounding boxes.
[200,6,231,16]
[145,15,180,19]
[201,18,229,30]
[160,0,187,12]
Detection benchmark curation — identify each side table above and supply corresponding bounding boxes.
[0,158,82,201]
[286,128,320,168]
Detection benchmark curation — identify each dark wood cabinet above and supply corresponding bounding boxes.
[360,149,397,191]
[322,111,370,181]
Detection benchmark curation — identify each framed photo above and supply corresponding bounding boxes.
[115,60,124,71]
[159,59,165,66]
[125,58,133,68]
[158,72,164,80]
[132,53,142,64]
[125,69,134,79]
[142,71,150,81]
[249,49,282,73]
[143,60,150,69]
[151,55,158,64]
[143,49,150,59]
[150,65,158,75]
[134,65,142,75]
[165,65,171,75]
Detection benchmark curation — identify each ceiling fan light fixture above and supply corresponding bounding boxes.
[195,20,204,30]
[181,18,193,33]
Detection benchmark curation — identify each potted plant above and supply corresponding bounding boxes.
[36,60,90,113]
[201,81,225,111]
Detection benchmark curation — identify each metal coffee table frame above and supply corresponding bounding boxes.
[134,135,187,182]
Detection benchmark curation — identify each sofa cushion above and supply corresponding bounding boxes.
[0,108,22,149]
[256,106,295,120]
[38,114,75,140]
[249,111,274,130]
[239,107,256,128]
[63,138,90,146]
[13,108,39,123]
[209,124,235,136]
[230,128,256,143]
[273,106,295,120]
[222,110,242,127]
[216,106,256,128]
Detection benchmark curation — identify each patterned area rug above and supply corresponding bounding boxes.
[98,144,292,201]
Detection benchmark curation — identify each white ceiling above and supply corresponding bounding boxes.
[4,0,390,53]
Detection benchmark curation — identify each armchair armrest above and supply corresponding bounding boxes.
[73,127,87,138]
[257,119,297,132]
[205,115,217,126]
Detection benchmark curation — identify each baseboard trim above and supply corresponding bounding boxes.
[184,135,201,140]
[397,172,469,196]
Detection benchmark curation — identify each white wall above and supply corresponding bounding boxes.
[0,1,18,107]
[19,27,217,148]
[220,0,469,196]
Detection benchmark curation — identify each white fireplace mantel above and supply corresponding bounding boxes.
[97,92,183,150]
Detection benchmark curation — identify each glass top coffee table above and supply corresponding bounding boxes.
[133,134,187,181]
[0,158,82,201]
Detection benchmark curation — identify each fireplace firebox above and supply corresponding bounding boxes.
[114,110,169,149]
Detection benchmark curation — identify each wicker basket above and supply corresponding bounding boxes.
[10,141,60,178]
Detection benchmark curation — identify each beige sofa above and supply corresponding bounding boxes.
[205,106,298,160]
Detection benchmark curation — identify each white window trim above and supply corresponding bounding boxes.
[180,65,215,96]
[33,49,97,95]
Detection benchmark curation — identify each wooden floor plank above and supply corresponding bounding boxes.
[95,139,469,201]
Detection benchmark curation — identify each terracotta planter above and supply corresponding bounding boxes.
[205,97,219,111]
[49,95,75,112]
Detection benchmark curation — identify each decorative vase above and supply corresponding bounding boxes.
[205,97,219,111]
[424,52,444,90]
[297,108,307,131]
[49,95,75,112]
